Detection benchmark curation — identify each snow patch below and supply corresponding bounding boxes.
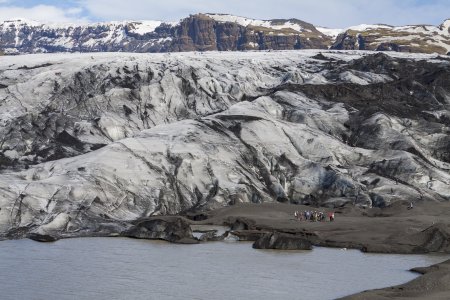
[316,27,344,38]
[439,19,450,33]
[128,21,163,35]
[206,14,305,32]
[347,24,393,31]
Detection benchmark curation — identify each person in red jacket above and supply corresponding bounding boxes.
[328,212,335,222]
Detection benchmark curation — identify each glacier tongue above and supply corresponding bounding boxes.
[0,50,449,238]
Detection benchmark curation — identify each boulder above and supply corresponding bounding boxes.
[122,217,198,244]
[28,233,59,242]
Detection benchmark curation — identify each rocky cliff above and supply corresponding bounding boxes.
[331,21,450,55]
[0,50,449,239]
[0,14,330,55]
[1,14,448,55]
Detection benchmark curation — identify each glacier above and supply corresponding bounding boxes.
[0,50,449,239]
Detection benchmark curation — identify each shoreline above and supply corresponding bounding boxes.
[340,258,450,299]
[4,230,450,300]
[4,201,449,253]
[195,201,450,298]
[192,202,450,254]
[2,201,449,299]
[2,236,446,300]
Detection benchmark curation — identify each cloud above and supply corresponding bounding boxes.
[77,0,450,27]
[79,0,450,27]
[0,0,448,27]
[0,4,87,23]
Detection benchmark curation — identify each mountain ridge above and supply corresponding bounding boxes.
[0,13,449,55]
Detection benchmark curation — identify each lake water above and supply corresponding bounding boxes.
[0,238,447,300]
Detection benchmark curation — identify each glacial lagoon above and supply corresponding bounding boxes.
[0,238,448,300]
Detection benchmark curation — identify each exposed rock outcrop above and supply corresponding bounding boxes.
[253,232,313,250]
[122,217,197,244]
[28,232,58,242]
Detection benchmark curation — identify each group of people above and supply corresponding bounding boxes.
[294,210,335,222]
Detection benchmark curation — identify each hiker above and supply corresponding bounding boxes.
[408,202,414,210]
[328,212,335,222]
[319,212,324,222]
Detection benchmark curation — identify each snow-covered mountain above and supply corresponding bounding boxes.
[0,50,449,239]
[0,19,177,54]
[1,13,448,55]
[330,20,450,54]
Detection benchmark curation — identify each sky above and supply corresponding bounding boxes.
[0,0,448,28]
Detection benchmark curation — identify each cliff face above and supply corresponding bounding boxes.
[171,15,218,51]
[1,14,449,55]
[0,14,329,54]
[169,14,330,52]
